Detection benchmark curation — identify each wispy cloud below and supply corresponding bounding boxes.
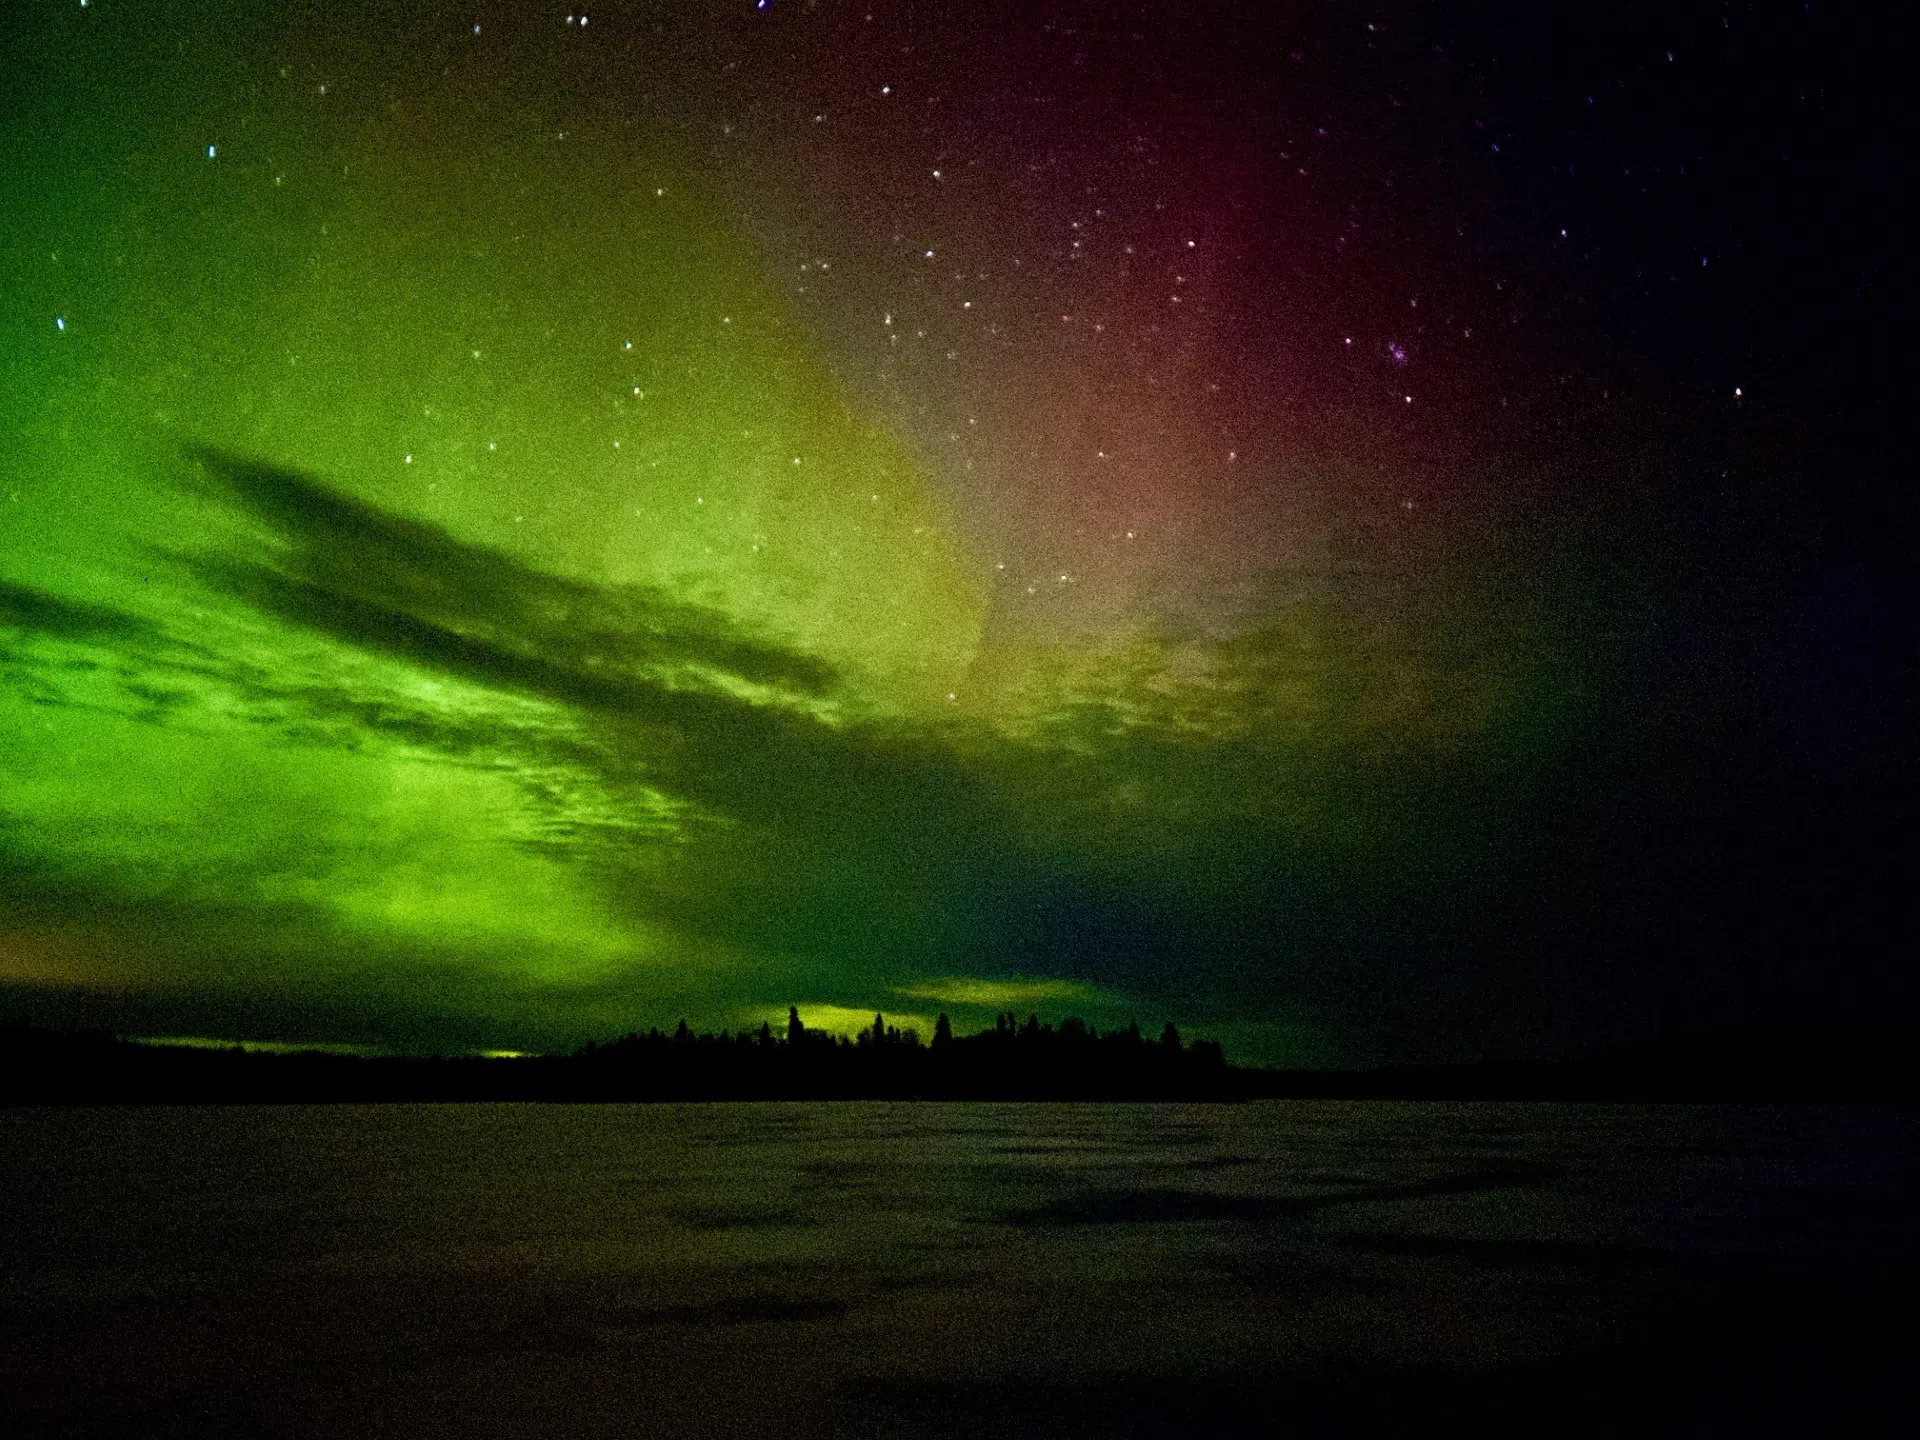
[894,976,1104,1010]
[187,447,844,709]
[2,449,1586,1056]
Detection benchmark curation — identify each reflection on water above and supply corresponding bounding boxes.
[2,1102,1916,1436]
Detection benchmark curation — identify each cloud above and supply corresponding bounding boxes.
[186,447,843,706]
[1,453,1059,1042]
[894,976,1104,1011]
[0,578,166,646]
[1,446,1600,1059]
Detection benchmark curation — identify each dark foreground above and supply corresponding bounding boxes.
[5,1024,1913,1104]
[3,1102,1916,1438]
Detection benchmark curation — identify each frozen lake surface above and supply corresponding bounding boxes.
[3,1101,1916,1436]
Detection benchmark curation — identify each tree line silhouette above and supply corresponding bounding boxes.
[568,1008,1231,1100]
[0,1010,1233,1104]
[9,1018,1910,1104]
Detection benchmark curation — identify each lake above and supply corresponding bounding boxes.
[3,1101,1916,1436]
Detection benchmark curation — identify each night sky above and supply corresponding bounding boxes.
[1,1,1909,1063]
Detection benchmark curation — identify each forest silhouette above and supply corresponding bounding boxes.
[0,1011,1233,1103]
[4,1016,1913,1104]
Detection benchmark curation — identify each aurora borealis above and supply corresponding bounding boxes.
[2,1,1908,1062]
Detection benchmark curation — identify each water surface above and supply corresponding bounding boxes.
[3,1101,1915,1436]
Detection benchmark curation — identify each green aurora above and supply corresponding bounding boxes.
[2,3,1618,1062]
